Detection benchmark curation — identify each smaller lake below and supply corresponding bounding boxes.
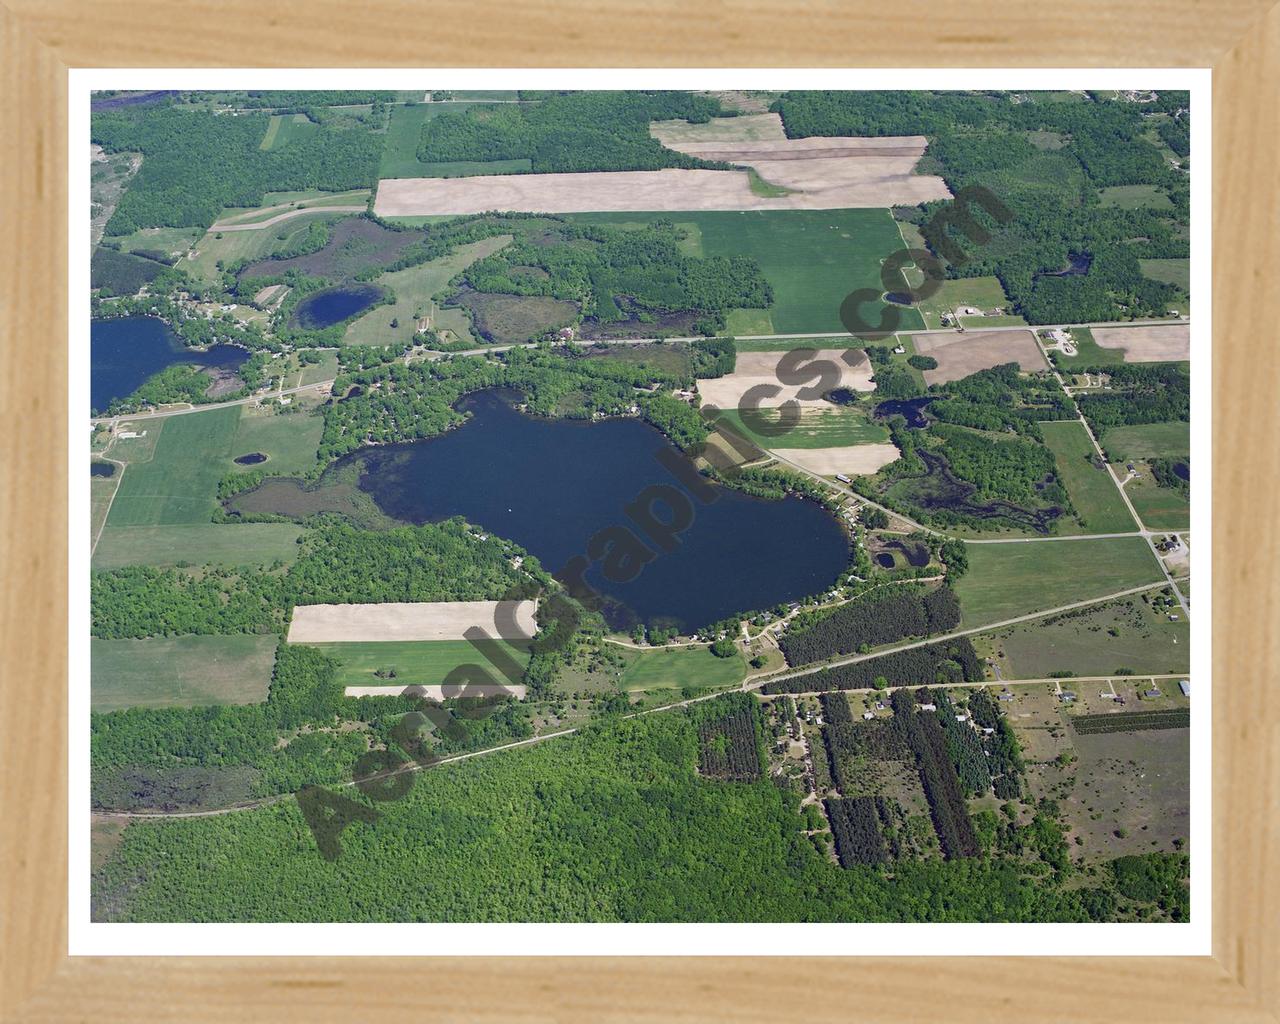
[90,461,116,478]
[291,285,384,330]
[91,316,249,414]
[1034,252,1093,281]
[874,396,936,429]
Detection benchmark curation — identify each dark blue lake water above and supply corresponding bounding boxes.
[91,316,249,414]
[352,390,850,632]
[291,285,383,330]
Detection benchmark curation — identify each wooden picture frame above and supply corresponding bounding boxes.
[2,2,1276,1018]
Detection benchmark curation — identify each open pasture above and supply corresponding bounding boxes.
[1038,420,1137,534]
[1139,258,1191,294]
[1123,466,1191,530]
[1091,324,1190,363]
[1100,421,1190,461]
[697,349,875,410]
[288,600,539,644]
[909,276,1021,330]
[231,406,324,475]
[93,523,303,569]
[91,634,278,712]
[911,329,1047,385]
[953,537,1164,626]
[1097,184,1173,210]
[616,644,747,693]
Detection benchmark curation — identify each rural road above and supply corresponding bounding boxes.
[210,205,368,231]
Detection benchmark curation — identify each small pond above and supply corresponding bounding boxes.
[90,461,116,478]
[291,284,384,330]
[874,396,936,429]
[234,452,268,466]
[1034,252,1093,281]
[824,388,858,406]
[1173,461,1190,482]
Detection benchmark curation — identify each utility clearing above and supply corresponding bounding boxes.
[287,600,539,643]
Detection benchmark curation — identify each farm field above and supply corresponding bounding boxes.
[91,471,121,545]
[342,235,512,347]
[1140,257,1191,295]
[259,113,317,151]
[380,101,525,178]
[1100,421,1191,461]
[1122,466,1191,530]
[973,595,1190,679]
[911,329,1046,385]
[92,523,303,569]
[311,638,532,688]
[105,407,240,526]
[617,645,747,692]
[714,406,891,449]
[288,600,540,643]
[91,634,279,712]
[181,211,354,285]
[952,536,1164,625]
[1091,324,1190,363]
[697,349,875,410]
[1038,420,1137,534]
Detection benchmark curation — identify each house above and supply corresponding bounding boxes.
[892,344,906,354]
[955,713,968,722]
[998,693,1015,702]
[862,711,875,721]
[918,702,937,712]
[1178,680,1191,697]
[1059,691,1077,702]
[1144,688,1162,699]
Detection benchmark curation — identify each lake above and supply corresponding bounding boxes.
[91,316,249,414]
[290,284,384,330]
[874,396,936,429]
[338,390,850,631]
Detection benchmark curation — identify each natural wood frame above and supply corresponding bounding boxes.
[2,2,1277,1019]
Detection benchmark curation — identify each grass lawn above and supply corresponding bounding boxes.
[724,307,775,336]
[1049,326,1127,368]
[1098,184,1173,210]
[714,406,890,449]
[342,235,512,347]
[617,644,746,692]
[106,407,241,526]
[91,634,278,712]
[93,523,303,569]
[1039,420,1137,533]
[910,276,1021,330]
[310,639,532,687]
[953,536,1165,626]
[103,225,203,260]
[974,594,1189,679]
[91,472,121,546]
[569,209,923,336]
[231,406,325,476]
[1123,466,1191,530]
[1099,422,1190,460]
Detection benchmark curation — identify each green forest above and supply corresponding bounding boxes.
[771,90,1189,323]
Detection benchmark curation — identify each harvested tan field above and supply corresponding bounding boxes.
[913,329,1048,385]
[697,350,876,410]
[288,600,538,644]
[1092,324,1190,362]
[775,444,901,476]
[374,157,949,216]
[343,684,527,699]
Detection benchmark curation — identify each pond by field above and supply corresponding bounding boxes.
[311,638,532,689]
[1099,421,1190,461]
[953,536,1165,625]
[616,644,746,693]
[1038,420,1137,534]
[973,595,1190,679]
[91,634,278,712]
[342,235,512,347]
[231,405,324,475]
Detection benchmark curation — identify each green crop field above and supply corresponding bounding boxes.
[953,536,1165,625]
[92,523,303,569]
[1123,466,1191,530]
[105,407,241,527]
[310,639,532,687]
[714,406,890,449]
[342,235,513,347]
[570,209,923,336]
[974,595,1190,679]
[379,103,532,179]
[1100,422,1191,460]
[1139,257,1191,293]
[231,407,325,476]
[1039,420,1137,533]
[91,634,279,712]
[618,645,746,692]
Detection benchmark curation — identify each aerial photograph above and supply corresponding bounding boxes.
[87,87,1193,924]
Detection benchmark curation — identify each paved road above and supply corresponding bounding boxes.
[762,672,1189,701]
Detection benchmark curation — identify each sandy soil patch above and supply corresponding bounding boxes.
[913,329,1048,385]
[288,600,538,643]
[343,683,527,699]
[375,160,949,216]
[697,350,876,410]
[774,444,901,476]
[1092,324,1190,362]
